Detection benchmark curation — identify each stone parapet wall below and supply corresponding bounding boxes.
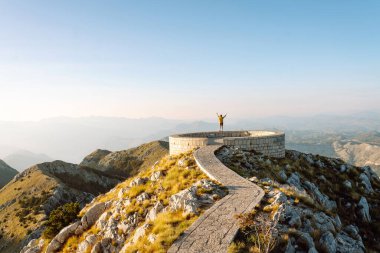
[169,136,208,155]
[169,130,285,158]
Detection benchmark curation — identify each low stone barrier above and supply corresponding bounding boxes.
[169,130,285,158]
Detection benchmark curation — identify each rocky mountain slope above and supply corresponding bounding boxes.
[14,142,380,253]
[0,159,18,189]
[217,147,380,252]
[80,141,169,178]
[333,140,380,175]
[21,151,227,253]
[0,141,169,253]
[0,161,120,253]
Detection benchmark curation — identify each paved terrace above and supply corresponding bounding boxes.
[168,145,265,253]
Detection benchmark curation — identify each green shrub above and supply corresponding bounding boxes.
[43,202,80,239]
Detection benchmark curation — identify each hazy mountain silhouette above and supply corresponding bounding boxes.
[3,150,53,171]
[0,112,378,165]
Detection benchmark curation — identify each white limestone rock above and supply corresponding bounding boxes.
[46,221,81,253]
[282,205,301,228]
[336,232,365,253]
[361,166,378,180]
[136,192,150,202]
[150,171,164,181]
[148,234,157,243]
[22,239,45,253]
[146,201,164,221]
[130,177,148,187]
[131,223,151,244]
[118,188,129,199]
[359,173,374,193]
[304,181,337,211]
[343,180,352,189]
[286,172,303,190]
[343,225,362,241]
[357,197,371,223]
[319,231,337,253]
[81,202,109,230]
[77,235,98,253]
[169,186,199,214]
[313,212,337,234]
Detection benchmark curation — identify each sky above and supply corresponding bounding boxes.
[0,0,379,121]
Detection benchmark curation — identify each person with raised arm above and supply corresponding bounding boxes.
[216,113,227,132]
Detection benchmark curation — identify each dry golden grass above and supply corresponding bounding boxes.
[0,168,58,253]
[126,211,198,253]
[63,150,215,253]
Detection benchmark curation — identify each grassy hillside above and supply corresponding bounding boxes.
[0,141,169,253]
[0,159,18,188]
[24,150,227,253]
[0,167,58,253]
[0,162,119,253]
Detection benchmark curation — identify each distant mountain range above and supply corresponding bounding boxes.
[3,150,53,171]
[0,112,378,169]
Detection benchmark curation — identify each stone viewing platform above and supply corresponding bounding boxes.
[169,130,285,158]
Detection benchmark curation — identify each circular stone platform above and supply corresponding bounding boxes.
[169,130,285,158]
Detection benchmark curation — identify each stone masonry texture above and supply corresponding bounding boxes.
[169,130,285,158]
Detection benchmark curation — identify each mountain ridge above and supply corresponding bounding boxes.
[0,141,169,253]
[0,159,18,189]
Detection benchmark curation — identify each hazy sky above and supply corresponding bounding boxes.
[0,1,379,121]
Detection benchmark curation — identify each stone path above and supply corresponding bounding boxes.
[168,145,264,253]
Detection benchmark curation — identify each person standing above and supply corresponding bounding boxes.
[216,113,227,132]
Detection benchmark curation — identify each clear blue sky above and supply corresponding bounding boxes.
[0,1,379,121]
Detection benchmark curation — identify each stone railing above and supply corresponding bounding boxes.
[169,130,285,158]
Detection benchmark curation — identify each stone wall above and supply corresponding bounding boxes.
[169,130,285,158]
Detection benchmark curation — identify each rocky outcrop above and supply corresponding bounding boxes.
[80,149,112,169]
[357,197,371,223]
[150,170,164,181]
[169,186,199,214]
[82,202,112,229]
[319,231,336,253]
[218,147,379,252]
[130,177,148,187]
[38,154,227,253]
[336,230,365,253]
[169,145,264,253]
[359,173,374,193]
[286,172,303,190]
[79,140,169,178]
[303,181,337,211]
[146,201,164,221]
[46,201,112,252]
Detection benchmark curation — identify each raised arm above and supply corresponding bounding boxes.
[223,114,227,118]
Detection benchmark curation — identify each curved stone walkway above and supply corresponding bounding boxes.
[168,145,264,253]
